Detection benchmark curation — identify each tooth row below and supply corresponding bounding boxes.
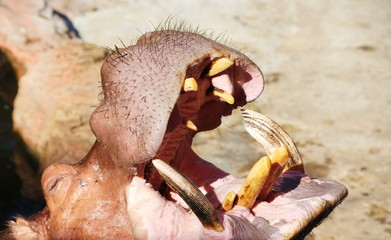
[222,146,289,212]
[151,159,225,232]
[182,77,234,104]
[221,109,303,212]
[183,57,235,104]
[239,108,301,203]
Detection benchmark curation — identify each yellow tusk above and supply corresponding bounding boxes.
[208,57,234,76]
[221,191,237,212]
[241,109,304,173]
[183,77,198,92]
[237,156,271,209]
[258,146,290,201]
[213,89,235,104]
[186,120,198,131]
[152,159,224,232]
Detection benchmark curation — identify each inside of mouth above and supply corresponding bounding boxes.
[137,56,263,214]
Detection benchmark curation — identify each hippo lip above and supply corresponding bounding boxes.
[126,57,347,239]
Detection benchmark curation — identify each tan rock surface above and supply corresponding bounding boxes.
[0,0,105,169]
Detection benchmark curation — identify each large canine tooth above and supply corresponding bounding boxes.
[241,109,304,172]
[186,120,198,131]
[221,191,237,212]
[208,57,234,76]
[213,89,235,104]
[151,159,224,232]
[183,77,198,92]
[237,156,271,209]
[258,146,290,200]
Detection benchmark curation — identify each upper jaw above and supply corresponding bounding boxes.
[90,30,265,168]
[143,53,264,169]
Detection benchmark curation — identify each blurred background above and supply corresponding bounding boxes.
[0,0,390,239]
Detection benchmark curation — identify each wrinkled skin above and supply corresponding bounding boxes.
[7,30,347,240]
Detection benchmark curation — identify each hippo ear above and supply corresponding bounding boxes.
[10,218,41,240]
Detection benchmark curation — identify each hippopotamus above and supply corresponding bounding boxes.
[5,29,347,240]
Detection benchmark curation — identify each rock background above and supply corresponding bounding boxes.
[1,0,390,239]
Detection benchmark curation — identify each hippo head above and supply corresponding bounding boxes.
[9,30,347,240]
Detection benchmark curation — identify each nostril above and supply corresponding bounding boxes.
[41,163,75,194]
[46,177,64,193]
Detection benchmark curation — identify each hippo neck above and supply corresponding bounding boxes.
[86,140,137,176]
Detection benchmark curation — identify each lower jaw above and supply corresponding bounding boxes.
[128,164,346,240]
[126,109,348,239]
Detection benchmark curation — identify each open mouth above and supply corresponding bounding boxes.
[22,30,347,240]
[123,53,348,240]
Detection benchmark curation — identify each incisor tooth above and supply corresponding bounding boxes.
[183,77,198,92]
[258,146,290,200]
[221,191,237,212]
[237,156,271,209]
[208,57,234,76]
[213,89,235,104]
[151,159,224,232]
[186,120,198,131]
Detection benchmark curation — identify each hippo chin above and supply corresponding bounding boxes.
[7,30,347,240]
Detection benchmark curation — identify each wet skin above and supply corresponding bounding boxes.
[7,30,347,240]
